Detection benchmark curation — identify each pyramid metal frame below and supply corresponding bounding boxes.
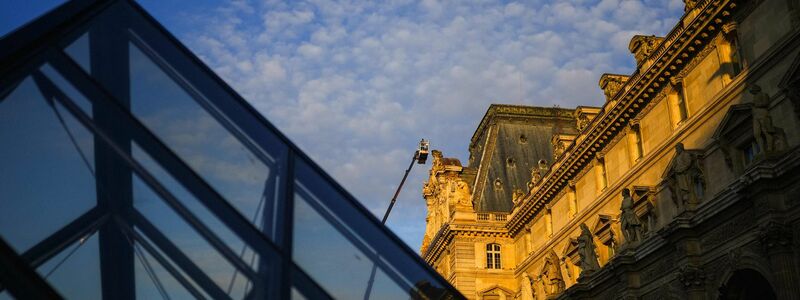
[0,1,462,299]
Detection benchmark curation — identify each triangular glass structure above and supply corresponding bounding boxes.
[0,1,462,299]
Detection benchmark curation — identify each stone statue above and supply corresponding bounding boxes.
[552,138,566,158]
[431,150,444,172]
[540,250,565,295]
[520,272,535,300]
[577,224,600,276]
[529,167,542,190]
[455,180,472,207]
[577,114,590,131]
[750,84,783,154]
[512,189,524,207]
[538,159,549,177]
[683,0,698,12]
[620,188,642,243]
[666,143,704,210]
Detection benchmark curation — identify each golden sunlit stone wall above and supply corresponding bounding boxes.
[421,0,800,299]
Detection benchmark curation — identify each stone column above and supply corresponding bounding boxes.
[759,221,800,300]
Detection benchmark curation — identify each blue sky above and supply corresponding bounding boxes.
[1,0,685,252]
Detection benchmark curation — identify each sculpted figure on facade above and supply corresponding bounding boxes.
[619,188,643,243]
[540,250,566,296]
[577,224,600,276]
[599,74,630,102]
[528,168,542,191]
[431,150,444,172]
[750,84,784,154]
[454,180,472,208]
[552,136,566,158]
[578,115,589,131]
[666,143,704,210]
[538,159,549,177]
[520,272,535,300]
[683,0,698,12]
[512,189,525,207]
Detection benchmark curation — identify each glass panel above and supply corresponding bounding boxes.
[64,32,91,74]
[293,192,407,299]
[0,291,13,300]
[132,174,249,298]
[0,76,96,252]
[36,232,101,299]
[40,64,93,116]
[293,157,456,299]
[132,143,257,269]
[290,286,306,300]
[134,228,212,300]
[128,42,281,235]
[134,242,196,300]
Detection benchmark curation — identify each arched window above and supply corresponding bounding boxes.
[486,243,501,269]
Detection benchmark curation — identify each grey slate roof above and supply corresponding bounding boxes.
[469,105,578,212]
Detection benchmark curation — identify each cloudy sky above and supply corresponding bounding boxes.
[2,0,685,250]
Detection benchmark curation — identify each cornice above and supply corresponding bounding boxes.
[423,222,511,263]
[506,0,740,235]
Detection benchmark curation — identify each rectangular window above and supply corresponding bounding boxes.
[676,84,688,122]
[634,126,644,160]
[545,210,553,237]
[730,36,743,76]
[675,85,689,122]
[486,244,501,269]
[597,158,608,190]
[568,186,577,218]
[742,140,760,165]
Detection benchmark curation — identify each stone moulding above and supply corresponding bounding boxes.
[423,224,512,262]
[506,0,738,236]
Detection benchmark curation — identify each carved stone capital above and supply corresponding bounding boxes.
[599,73,631,101]
[759,221,793,254]
[722,21,738,34]
[683,0,698,12]
[677,265,706,289]
[669,76,682,87]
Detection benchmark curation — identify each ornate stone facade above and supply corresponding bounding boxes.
[421,1,800,299]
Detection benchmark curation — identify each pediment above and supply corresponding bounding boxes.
[712,104,753,142]
[478,284,514,297]
[631,186,655,217]
[560,238,580,264]
[779,51,800,88]
[592,214,615,244]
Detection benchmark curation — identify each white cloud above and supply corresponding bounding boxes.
[172,0,684,249]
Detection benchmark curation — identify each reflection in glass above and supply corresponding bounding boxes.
[133,241,196,300]
[293,188,408,299]
[64,32,91,74]
[132,175,251,298]
[128,42,278,235]
[0,77,96,252]
[36,233,101,299]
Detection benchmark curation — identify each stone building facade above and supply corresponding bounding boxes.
[420,0,800,299]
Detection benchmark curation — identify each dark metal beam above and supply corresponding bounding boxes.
[0,237,62,300]
[22,207,107,268]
